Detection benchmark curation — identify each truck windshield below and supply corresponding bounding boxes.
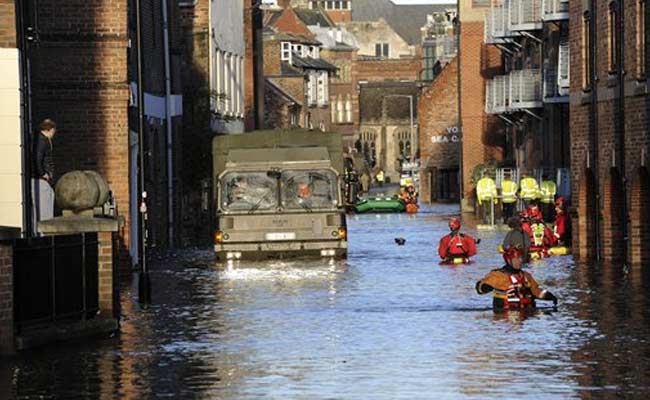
[281,170,338,210]
[221,172,278,211]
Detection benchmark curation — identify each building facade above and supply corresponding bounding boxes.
[418,58,460,204]
[570,0,650,266]
[457,0,504,211]
[178,0,263,246]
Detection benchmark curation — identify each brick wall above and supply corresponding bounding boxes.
[570,0,650,263]
[0,242,13,354]
[29,0,131,263]
[0,0,16,48]
[418,59,459,203]
[459,20,503,209]
[354,57,420,83]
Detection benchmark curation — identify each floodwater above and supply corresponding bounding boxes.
[4,204,650,399]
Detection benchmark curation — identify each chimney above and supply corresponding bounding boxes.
[336,28,342,43]
[328,28,335,39]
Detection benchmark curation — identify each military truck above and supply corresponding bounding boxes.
[212,129,347,261]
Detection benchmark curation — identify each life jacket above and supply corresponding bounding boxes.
[476,177,498,205]
[519,177,540,200]
[531,222,546,246]
[447,234,469,256]
[539,180,557,204]
[493,272,535,309]
[501,179,518,204]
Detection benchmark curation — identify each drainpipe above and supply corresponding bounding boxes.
[161,0,174,249]
[617,0,627,263]
[16,0,34,238]
[135,0,151,304]
[589,0,601,260]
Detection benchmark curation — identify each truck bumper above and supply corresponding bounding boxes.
[215,241,348,261]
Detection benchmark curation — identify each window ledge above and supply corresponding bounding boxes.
[178,0,198,7]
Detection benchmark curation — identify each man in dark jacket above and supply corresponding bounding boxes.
[32,118,56,228]
[502,216,531,261]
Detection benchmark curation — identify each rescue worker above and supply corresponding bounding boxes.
[502,216,531,261]
[475,246,558,311]
[553,197,570,246]
[438,217,478,263]
[519,173,540,206]
[527,206,555,258]
[539,174,557,222]
[476,174,498,224]
[500,173,518,224]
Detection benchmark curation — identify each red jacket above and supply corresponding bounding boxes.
[438,232,477,259]
[554,212,568,243]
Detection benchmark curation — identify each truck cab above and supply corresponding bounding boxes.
[212,130,348,261]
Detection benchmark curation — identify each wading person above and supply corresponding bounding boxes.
[502,216,531,261]
[438,217,478,263]
[32,118,57,230]
[475,246,558,311]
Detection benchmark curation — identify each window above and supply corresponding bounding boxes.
[336,96,344,123]
[307,72,318,106]
[582,11,593,89]
[609,2,619,73]
[317,71,328,106]
[215,50,223,113]
[281,42,292,62]
[638,0,648,78]
[345,94,352,122]
[213,50,244,117]
[330,96,337,122]
[375,43,389,58]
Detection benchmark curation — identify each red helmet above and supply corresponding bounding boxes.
[449,217,461,231]
[527,204,541,220]
[503,246,524,263]
[555,197,566,209]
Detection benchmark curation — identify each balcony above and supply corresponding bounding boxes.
[485,75,510,114]
[486,69,541,114]
[541,0,569,21]
[485,0,517,44]
[509,0,542,31]
[510,69,542,109]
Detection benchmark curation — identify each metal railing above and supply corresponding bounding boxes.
[485,0,516,43]
[485,74,511,114]
[509,69,542,109]
[509,0,543,31]
[541,0,569,21]
[13,233,100,329]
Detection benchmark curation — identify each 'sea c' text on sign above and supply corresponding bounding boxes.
[430,126,461,143]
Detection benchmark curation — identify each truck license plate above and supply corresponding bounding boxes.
[265,232,296,241]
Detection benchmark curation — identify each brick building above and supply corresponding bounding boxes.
[418,59,460,204]
[308,25,358,145]
[178,0,263,246]
[457,0,503,211]
[262,4,336,131]
[357,82,419,182]
[570,0,650,267]
[0,1,134,262]
[483,0,571,201]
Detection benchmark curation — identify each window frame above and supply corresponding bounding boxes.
[582,11,593,90]
[608,1,619,74]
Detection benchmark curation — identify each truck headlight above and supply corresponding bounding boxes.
[338,227,347,240]
[214,230,224,243]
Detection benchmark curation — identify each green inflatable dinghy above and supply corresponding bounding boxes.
[355,196,405,213]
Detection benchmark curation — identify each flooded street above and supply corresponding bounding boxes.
[4,204,650,399]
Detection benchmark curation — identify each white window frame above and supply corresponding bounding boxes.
[230,53,237,116]
[345,94,352,122]
[281,42,292,62]
[317,70,328,106]
[337,96,344,123]
[307,72,318,106]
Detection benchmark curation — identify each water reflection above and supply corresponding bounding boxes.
[4,205,650,399]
